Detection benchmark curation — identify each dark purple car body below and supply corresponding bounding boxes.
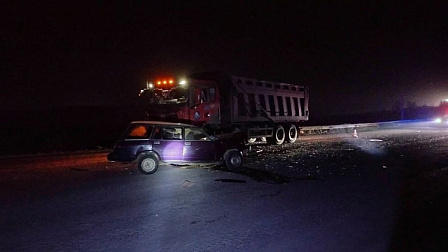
[107,121,245,174]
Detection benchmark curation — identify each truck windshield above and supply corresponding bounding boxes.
[144,87,189,104]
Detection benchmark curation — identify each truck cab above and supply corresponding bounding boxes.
[139,78,220,126]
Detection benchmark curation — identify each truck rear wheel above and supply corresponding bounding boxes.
[286,124,298,143]
[268,125,285,145]
[247,138,257,143]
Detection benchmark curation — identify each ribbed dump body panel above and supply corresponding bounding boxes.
[227,76,309,124]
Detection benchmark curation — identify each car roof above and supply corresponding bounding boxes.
[130,121,195,127]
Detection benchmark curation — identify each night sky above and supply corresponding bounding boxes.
[2,1,448,116]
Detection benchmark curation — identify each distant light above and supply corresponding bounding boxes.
[169,80,173,84]
[163,81,167,84]
[435,118,442,123]
[157,81,161,85]
[149,83,154,89]
[179,80,186,85]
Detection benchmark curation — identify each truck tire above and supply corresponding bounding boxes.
[247,138,257,143]
[286,124,298,143]
[138,153,159,175]
[224,150,243,169]
[268,125,285,145]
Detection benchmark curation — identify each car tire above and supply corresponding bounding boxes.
[138,154,159,175]
[224,150,243,169]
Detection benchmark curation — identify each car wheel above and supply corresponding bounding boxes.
[224,150,243,169]
[268,125,285,145]
[138,154,159,174]
[286,124,298,143]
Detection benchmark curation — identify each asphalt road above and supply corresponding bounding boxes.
[1,122,448,251]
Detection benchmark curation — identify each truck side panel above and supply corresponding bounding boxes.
[228,76,309,124]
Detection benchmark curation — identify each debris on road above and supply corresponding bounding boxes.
[214,179,246,183]
[182,180,196,188]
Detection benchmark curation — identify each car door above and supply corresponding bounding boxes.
[183,127,217,162]
[151,126,184,161]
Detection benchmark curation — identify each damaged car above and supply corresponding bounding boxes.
[107,121,245,174]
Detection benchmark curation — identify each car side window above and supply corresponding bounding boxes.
[185,127,209,141]
[126,125,153,139]
[153,126,183,140]
[152,127,162,139]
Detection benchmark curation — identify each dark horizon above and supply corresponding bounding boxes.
[2,1,448,116]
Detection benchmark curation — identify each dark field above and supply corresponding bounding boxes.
[0,106,147,156]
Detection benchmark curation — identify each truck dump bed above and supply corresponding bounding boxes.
[221,76,309,125]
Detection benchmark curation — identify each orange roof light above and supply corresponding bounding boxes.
[154,77,178,87]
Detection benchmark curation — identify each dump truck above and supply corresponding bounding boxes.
[139,72,309,145]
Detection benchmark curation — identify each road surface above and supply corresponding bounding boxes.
[1,122,448,251]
